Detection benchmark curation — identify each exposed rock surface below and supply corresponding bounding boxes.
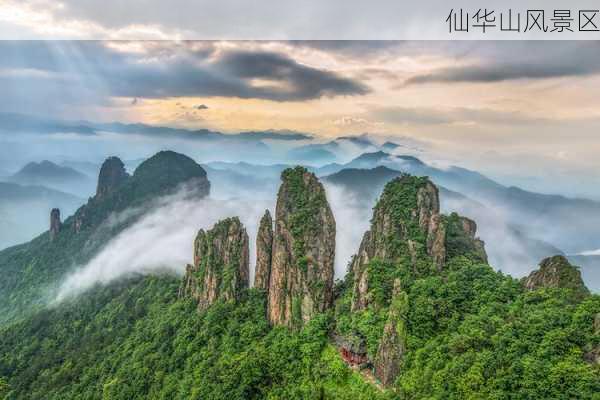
[351,175,487,311]
[96,156,129,199]
[179,217,249,310]
[522,255,590,297]
[374,279,408,387]
[267,167,336,328]
[254,210,273,291]
[49,208,61,241]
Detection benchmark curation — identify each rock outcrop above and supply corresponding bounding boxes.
[267,167,336,328]
[49,208,61,241]
[254,210,273,291]
[444,213,488,264]
[96,156,129,199]
[374,279,408,387]
[73,151,210,234]
[179,217,249,310]
[522,255,589,298]
[351,175,487,311]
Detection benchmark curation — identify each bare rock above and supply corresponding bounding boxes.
[179,217,249,310]
[96,156,129,199]
[522,255,589,298]
[374,279,408,386]
[254,210,273,291]
[49,208,61,241]
[267,167,336,328]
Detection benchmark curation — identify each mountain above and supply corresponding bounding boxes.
[0,150,210,324]
[266,167,336,328]
[323,165,571,282]
[0,164,597,399]
[0,112,312,143]
[10,160,88,184]
[0,182,82,250]
[287,144,338,164]
[319,151,600,257]
[381,141,401,151]
[7,160,94,196]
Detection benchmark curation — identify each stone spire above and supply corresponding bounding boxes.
[50,208,61,241]
[179,217,250,310]
[254,210,273,291]
[96,156,129,199]
[267,167,336,328]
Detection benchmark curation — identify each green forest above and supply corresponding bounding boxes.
[0,152,597,399]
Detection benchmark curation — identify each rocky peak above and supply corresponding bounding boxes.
[350,175,487,311]
[179,217,249,310]
[254,210,273,291]
[267,166,336,328]
[73,151,210,234]
[444,213,487,264]
[522,255,589,297]
[96,156,129,199]
[49,208,61,241]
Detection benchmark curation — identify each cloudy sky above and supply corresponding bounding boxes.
[2,1,600,197]
[2,40,600,194]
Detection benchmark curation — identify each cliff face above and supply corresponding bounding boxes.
[96,156,129,199]
[522,255,589,297]
[350,175,487,311]
[374,279,408,387]
[254,210,273,291]
[179,217,249,310]
[267,167,336,328]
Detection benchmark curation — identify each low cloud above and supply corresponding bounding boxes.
[56,185,273,301]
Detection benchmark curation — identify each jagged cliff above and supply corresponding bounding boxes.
[267,167,336,328]
[373,279,408,386]
[522,255,590,297]
[96,156,129,199]
[179,217,249,310]
[350,175,487,312]
[49,208,61,241]
[344,175,489,387]
[254,210,273,291]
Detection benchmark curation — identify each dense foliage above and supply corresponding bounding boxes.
[0,277,384,400]
[0,162,598,399]
[0,151,209,325]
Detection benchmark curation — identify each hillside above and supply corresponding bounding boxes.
[0,165,597,399]
[0,151,210,324]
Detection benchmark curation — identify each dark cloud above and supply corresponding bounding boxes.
[405,42,600,85]
[0,41,369,110]
[215,50,369,100]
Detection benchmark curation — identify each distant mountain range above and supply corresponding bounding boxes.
[0,112,313,143]
[6,160,94,197]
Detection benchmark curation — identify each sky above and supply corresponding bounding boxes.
[2,1,600,198]
[1,39,600,197]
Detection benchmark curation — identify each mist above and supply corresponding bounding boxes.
[56,185,274,301]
